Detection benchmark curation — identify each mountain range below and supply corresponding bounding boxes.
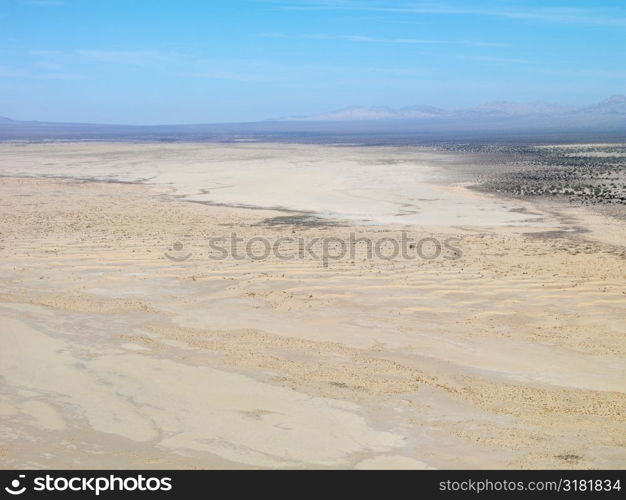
[1,95,625,142]
[279,95,626,122]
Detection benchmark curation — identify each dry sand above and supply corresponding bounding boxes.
[0,142,624,469]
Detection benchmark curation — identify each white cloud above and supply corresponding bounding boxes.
[75,50,183,65]
[26,1,65,6]
[0,64,27,77]
[464,55,531,64]
[267,1,626,27]
[259,32,508,47]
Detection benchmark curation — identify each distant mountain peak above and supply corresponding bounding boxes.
[459,100,575,117]
[578,94,626,114]
[277,96,626,122]
[602,94,626,104]
[280,104,446,121]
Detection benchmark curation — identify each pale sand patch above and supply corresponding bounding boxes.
[355,455,434,470]
[90,354,401,467]
[1,317,402,467]
[0,142,547,227]
[17,401,66,432]
[1,317,158,442]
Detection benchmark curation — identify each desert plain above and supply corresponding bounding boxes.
[0,141,624,469]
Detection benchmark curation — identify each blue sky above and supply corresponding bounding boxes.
[1,0,625,124]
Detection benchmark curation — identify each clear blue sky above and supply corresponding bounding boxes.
[1,0,625,124]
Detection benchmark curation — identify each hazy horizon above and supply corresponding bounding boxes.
[2,93,625,127]
[1,0,625,124]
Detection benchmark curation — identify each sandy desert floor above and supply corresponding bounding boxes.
[0,142,624,469]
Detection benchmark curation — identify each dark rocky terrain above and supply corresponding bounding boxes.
[444,143,626,208]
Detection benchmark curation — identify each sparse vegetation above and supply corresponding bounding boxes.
[444,143,626,206]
